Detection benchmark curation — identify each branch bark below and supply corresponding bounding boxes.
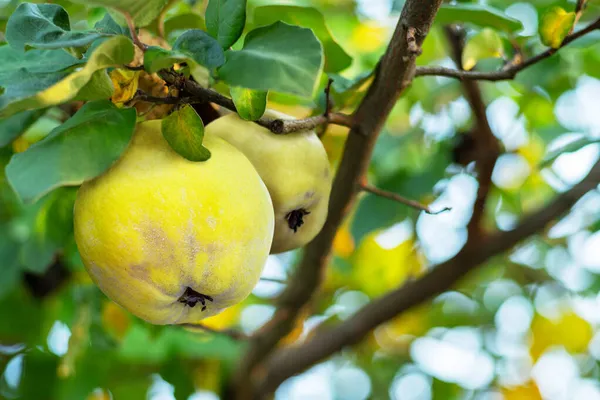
[415,17,600,81]
[259,158,600,393]
[230,1,444,398]
[159,70,352,134]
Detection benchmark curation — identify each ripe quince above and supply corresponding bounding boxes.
[205,110,332,254]
[73,119,275,325]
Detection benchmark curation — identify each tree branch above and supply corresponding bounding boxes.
[229,1,445,398]
[159,70,353,134]
[129,91,200,105]
[444,26,501,237]
[415,17,600,81]
[360,183,451,215]
[259,158,600,393]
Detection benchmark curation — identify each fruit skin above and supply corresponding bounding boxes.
[73,119,275,325]
[205,110,332,254]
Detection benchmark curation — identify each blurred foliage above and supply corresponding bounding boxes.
[3,0,600,399]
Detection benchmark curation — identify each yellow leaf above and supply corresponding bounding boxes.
[11,136,30,153]
[462,28,504,71]
[110,68,140,106]
[539,7,576,49]
[501,381,543,400]
[86,388,112,400]
[351,225,426,298]
[530,309,593,361]
[279,308,311,346]
[101,301,131,341]
[517,135,546,167]
[333,223,355,258]
[191,359,221,392]
[198,301,244,331]
[375,303,430,353]
[350,21,390,52]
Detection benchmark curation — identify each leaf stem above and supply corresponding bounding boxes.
[123,12,147,52]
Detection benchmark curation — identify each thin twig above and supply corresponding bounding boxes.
[324,77,334,117]
[122,64,145,71]
[160,70,353,134]
[415,17,600,81]
[128,91,200,105]
[123,12,147,52]
[572,0,588,33]
[179,323,248,340]
[360,183,450,215]
[317,78,336,137]
[260,277,288,284]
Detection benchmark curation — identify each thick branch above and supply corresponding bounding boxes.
[259,159,600,393]
[415,17,600,81]
[230,1,444,398]
[444,26,501,237]
[159,70,352,134]
[360,183,450,215]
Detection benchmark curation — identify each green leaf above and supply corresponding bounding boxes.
[68,0,170,27]
[435,3,523,33]
[174,29,225,69]
[0,45,83,80]
[0,109,46,148]
[6,3,104,51]
[462,28,505,71]
[218,21,324,97]
[230,87,267,121]
[164,13,205,43]
[144,30,224,72]
[206,0,247,49]
[539,6,576,49]
[0,35,134,118]
[5,100,137,203]
[161,104,211,162]
[21,188,77,273]
[329,70,373,108]
[73,69,115,101]
[143,46,182,72]
[0,229,21,300]
[252,5,351,73]
[93,12,130,37]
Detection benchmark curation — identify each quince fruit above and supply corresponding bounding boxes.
[205,110,332,254]
[73,119,274,325]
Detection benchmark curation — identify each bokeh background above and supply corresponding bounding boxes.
[3,0,600,399]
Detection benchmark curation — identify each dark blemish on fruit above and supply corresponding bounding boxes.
[178,287,214,311]
[286,209,311,233]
